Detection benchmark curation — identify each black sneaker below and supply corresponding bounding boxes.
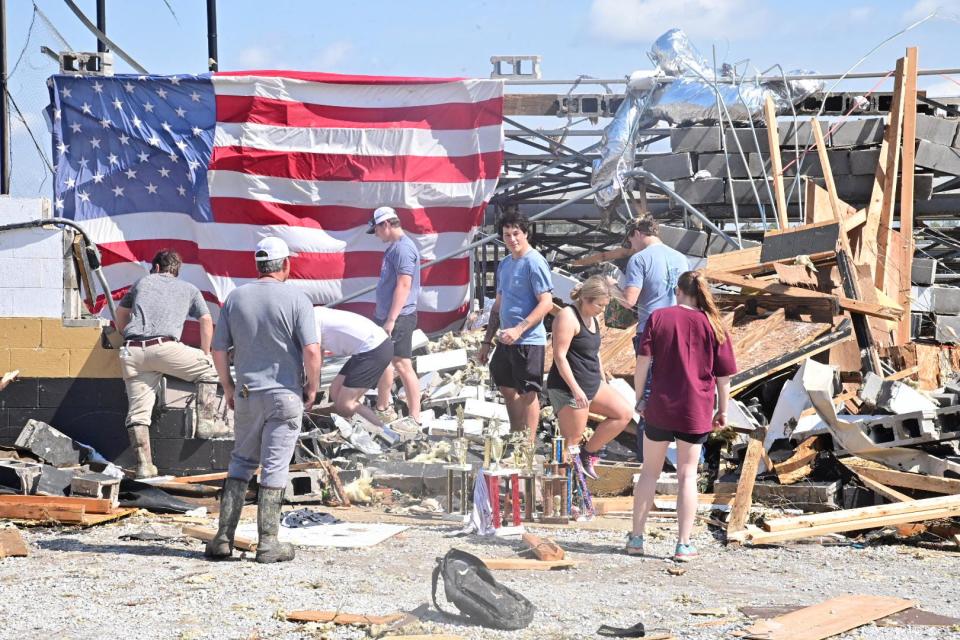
[579,448,600,480]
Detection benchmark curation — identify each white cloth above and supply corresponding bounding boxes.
[316,307,388,356]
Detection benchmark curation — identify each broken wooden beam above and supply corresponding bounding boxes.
[522,533,564,561]
[727,426,767,538]
[286,610,406,626]
[480,558,580,571]
[841,458,960,494]
[181,525,257,552]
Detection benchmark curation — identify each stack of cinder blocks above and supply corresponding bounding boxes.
[643,116,951,207]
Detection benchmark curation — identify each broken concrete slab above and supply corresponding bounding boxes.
[642,153,693,181]
[415,349,468,374]
[36,464,81,497]
[14,420,82,467]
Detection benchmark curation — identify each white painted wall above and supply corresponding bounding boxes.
[0,197,66,318]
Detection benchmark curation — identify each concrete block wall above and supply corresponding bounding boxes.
[0,197,67,318]
[0,317,119,378]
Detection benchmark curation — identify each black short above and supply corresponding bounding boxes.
[375,312,417,359]
[490,343,545,394]
[644,423,709,445]
[338,338,393,390]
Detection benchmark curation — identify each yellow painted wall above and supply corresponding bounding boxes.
[0,317,120,378]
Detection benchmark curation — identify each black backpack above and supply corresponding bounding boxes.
[431,548,536,630]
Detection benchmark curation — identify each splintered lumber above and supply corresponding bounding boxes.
[896,47,918,345]
[764,495,960,532]
[763,95,789,228]
[182,525,257,552]
[480,558,580,570]
[570,246,633,267]
[727,427,767,537]
[286,610,405,626]
[0,528,28,558]
[875,57,907,291]
[0,504,85,523]
[774,435,825,485]
[705,246,762,272]
[170,471,231,484]
[522,533,564,561]
[0,495,113,514]
[741,595,914,640]
[852,472,913,503]
[841,459,960,494]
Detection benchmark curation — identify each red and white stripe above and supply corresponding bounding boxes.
[98,71,504,334]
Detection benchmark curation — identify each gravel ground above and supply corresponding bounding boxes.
[1,512,958,640]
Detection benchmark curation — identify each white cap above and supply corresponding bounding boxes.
[254,237,297,262]
[366,206,400,233]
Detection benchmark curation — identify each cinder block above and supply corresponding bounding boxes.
[641,153,693,181]
[782,150,850,177]
[673,177,725,204]
[915,173,935,200]
[829,118,885,147]
[0,459,42,494]
[915,114,959,146]
[724,127,769,154]
[0,257,42,287]
[658,224,709,257]
[779,121,817,147]
[10,229,63,260]
[936,314,960,344]
[911,258,938,285]
[69,347,122,378]
[0,197,47,224]
[706,234,759,256]
[415,348,467,374]
[39,259,64,290]
[697,153,762,178]
[15,419,82,466]
[833,175,876,202]
[916,139,960,175]
[0,318,42,348]
[0,349,10,374]
[0,288,64,318]
[70,472,120,507]
[848,149,882,175]
[670,126,722,153]
[8,348,70,377]
[41,318,102,349]
[931,286,960,315]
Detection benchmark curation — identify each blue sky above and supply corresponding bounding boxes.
[7,0,960,195]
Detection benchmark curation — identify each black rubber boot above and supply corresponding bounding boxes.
[255,487,295,564]
[204,477,248,559]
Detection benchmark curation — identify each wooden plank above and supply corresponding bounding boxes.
[480,558,580,571]
[741,595,914,640]
[727,426,766,537]
[77,507,137,527]
[811,119,844,223]
[0,504,85,523]
[727,250,836,277]
[897,47,918,345]
[170,471,231,484]
[853,471,913,503]
[0,495,113,515]
[0,528,28,558]
[705,245,762,272]
[286,610,406,626]
[181,525,257,552]
[876,56,907,291]
[804,176,833,224]
[841,460,960,494]
[884,365,920,382]
[522,533,564,561]
[763,95,789,228]
[763,494,960,532]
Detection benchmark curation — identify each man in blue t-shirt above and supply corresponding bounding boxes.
[369,206,422,424]
[479,212,554,443]
[615,214,689,459]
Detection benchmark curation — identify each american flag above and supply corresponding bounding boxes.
[47,71,504,335]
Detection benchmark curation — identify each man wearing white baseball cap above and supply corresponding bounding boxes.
[207,236,321,564]
[368,206,422,424]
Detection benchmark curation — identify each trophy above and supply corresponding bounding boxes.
[489,435,504,470]
[483,418,501,469]
[453,405,468,466]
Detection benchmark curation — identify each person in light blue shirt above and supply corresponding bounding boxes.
[615,214,689,460]
[478,212,554,443]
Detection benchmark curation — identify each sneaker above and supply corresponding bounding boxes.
[579,448,600,480]
[374,406,398,423]
[624,534,644,556]
[673,542,699,562]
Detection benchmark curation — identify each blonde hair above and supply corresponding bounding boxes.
[677,270,728,344]
[571,275,612,304]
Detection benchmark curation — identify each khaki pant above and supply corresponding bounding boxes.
[120,341,218,429]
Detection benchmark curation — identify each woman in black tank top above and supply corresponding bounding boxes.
[547,276,633,479]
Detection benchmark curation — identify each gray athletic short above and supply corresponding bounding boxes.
[339,338,393,390]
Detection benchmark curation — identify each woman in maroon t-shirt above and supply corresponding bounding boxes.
[626,271,737,561]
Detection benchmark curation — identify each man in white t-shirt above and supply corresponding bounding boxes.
[318,307,395,426]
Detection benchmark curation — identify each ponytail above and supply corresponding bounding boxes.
[677,270,727,345]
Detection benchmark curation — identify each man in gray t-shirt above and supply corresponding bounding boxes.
[207,237,320,564]
[116,250,223,479]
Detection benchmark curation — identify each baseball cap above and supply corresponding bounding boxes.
[366,206,400,234]
[254,237,298,262]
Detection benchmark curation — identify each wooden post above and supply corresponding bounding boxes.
[811,118,844,224]
[763,95,789,229]
[875,56,907,290]
[896,47,918,345]
[727,425,767,538]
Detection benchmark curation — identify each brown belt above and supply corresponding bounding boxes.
[124,336,178,348]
